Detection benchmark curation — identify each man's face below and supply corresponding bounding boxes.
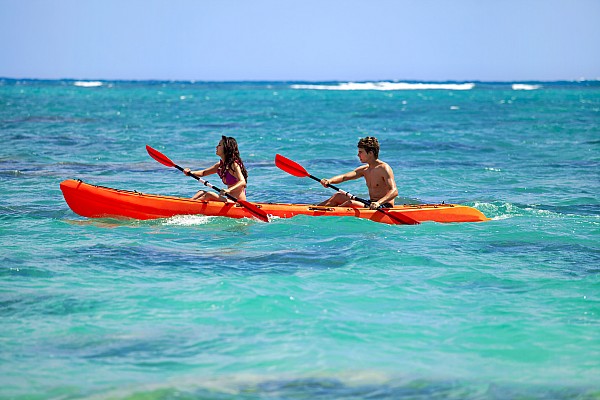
[358,147,370,163]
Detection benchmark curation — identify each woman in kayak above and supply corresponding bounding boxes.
[183,136,249,202]
[318,136,398,209]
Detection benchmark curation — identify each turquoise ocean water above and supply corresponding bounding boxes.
[1,79,599,399]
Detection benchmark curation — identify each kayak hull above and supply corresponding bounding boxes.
[60,179,489,224]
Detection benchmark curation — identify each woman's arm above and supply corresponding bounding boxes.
[184,161,220,177]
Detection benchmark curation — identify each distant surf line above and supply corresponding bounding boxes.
[512,84,541,90]
[73,81,103,87]
[290,82,476,91]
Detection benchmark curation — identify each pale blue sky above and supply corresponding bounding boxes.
[1,0,599,81]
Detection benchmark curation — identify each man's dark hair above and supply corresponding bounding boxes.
[358,136,380,158]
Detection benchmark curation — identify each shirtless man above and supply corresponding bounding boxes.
[319,136,398,209]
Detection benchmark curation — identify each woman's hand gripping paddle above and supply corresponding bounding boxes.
[146,145,269,222]
[275,154,420,225]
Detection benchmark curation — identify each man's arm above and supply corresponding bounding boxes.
[321,166,365,187]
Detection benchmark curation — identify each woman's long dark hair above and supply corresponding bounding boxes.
[221,136,248,180]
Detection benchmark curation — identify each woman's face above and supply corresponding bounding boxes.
[216,139,225,157]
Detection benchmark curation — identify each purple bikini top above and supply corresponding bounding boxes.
[217,159,243,186]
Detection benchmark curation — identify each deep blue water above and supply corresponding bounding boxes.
[1,79,599,399]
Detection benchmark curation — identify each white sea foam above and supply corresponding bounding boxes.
[164,215,213,226]
[73,81,103,87]
[512,84,541,90]
[291,82,475,91]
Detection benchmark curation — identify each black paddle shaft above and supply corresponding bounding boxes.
[306,174,372,206]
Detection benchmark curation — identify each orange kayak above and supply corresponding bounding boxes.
[60,179,489,224]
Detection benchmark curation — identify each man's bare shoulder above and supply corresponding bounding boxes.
[372,160,394,173]
[354,164,369,175]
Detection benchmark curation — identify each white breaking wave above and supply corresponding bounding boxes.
[291,82,475,91]
[74,81,103,87]
[512,84,541,90]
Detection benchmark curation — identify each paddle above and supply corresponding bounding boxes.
[275,154,420,225]
[146,145,269,222]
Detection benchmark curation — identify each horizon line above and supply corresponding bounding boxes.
[1,76,599,84]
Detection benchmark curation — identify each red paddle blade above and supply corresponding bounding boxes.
[378,208,420,225]
[146,145,176,168]
[275,154,309,177]
[238,200,270,222]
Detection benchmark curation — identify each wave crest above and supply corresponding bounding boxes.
[73,81,103,87]
[291,82,475,91]
[512,84,541,90]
